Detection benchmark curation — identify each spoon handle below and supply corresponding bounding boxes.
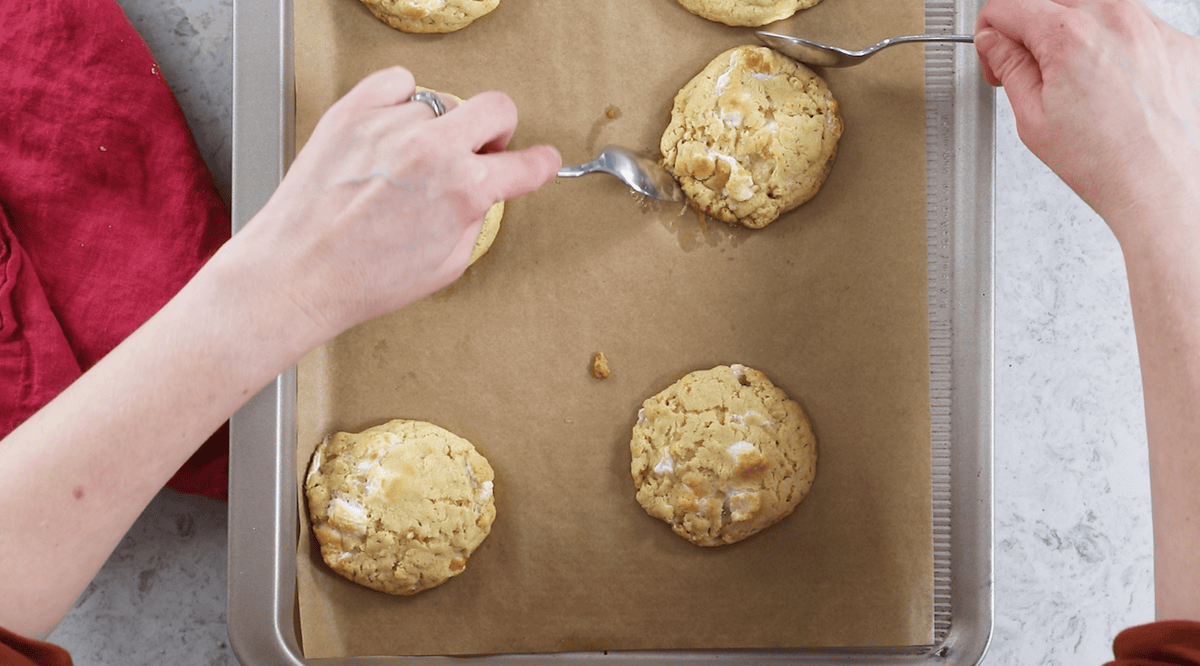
[557,161,597,178]
[874,34,975,52]
[558,155,614,179]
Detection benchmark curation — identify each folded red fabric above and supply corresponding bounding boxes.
[0,0,230,500]
[0,626,72,666]
[1108,621,1200,666]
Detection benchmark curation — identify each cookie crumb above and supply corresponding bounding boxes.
[591,352,611,379]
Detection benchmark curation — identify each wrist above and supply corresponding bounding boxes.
[1102,182,1200,259]
[186,224,335,380]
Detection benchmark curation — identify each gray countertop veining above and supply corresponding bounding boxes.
[45,0,1200,663]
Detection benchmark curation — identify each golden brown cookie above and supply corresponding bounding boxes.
[470,200,503,266]
[672,0,821,27]
[660,45,843,229]
[305,419,497,595]
[359,0,500,33]
[415,87,504,265]
[630,364,817,546]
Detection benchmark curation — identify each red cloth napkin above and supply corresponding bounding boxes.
[0,626,72,666]
[0,0,231,501]
[1108,621,1200,666]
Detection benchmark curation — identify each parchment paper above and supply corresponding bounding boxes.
[293,0,932,657]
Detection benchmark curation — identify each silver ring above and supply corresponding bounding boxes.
[407,90,446,117]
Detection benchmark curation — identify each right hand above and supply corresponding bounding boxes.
[244,66,561,339]
[975,0,1200,233]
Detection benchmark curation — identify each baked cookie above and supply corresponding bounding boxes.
[660,45,843,229]
[359,0,500,33]
[470,199,503,266]
[630,364,816,546]
[672,0,821,27]
[415,87,504,265]
[304,419,497,595]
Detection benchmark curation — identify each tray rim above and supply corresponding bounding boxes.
[225,0,995,662]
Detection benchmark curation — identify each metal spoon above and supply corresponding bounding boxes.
[557,145,683,202]
[756,31,974,68]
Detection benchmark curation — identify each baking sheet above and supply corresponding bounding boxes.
[292,0,932,657]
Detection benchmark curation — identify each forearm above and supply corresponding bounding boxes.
[1116,203,1200,621]
[0,214,325,639]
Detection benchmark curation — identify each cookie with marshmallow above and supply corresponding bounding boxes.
[305,419,496,595]
[661,45,842,229]
[630,364,817,546]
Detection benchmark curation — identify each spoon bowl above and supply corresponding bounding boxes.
[557,145,683,202]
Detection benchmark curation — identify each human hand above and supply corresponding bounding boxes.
[975,0,1200,233]
[242,66,561,339]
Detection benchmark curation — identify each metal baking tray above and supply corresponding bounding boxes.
[226,0,995,662]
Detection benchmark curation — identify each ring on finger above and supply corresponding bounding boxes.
[408,90,447,117]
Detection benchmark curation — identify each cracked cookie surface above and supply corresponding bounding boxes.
[305,419,496,595]
[630,364,817,546]
[660,45,842,229]
[359,0,499,33]
[673,0,823,26]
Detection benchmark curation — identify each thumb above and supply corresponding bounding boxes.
[975,27,1046,128]
[976,27,1042,92]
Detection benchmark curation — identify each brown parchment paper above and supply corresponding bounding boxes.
[293,0,932,657]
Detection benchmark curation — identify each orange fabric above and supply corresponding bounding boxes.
[0,628,71,666]
[1106,621,1200,666]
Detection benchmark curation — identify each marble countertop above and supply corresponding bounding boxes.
[45,1,1199,664]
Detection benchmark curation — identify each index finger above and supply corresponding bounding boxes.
[977,0,1065,33]
[435,90,522,155]
[474,144,563,205]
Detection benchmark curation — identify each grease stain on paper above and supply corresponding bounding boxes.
[633,193,749,251]
[585,104,623,154]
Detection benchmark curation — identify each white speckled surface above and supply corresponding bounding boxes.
[43,1,1199,665]
[117,0,233,207]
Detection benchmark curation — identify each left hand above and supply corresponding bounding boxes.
[243,66,561,338]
